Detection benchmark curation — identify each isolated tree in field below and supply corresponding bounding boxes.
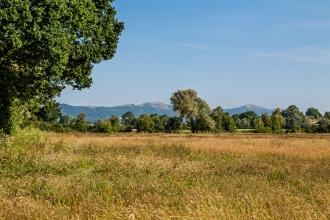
[171,89,203,120]
[306,107,322,119]
[0,1,124,134]
[170,89,214,132]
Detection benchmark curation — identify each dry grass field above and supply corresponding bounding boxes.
[1,131,330,219]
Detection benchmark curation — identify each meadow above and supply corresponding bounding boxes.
[1,131,330,219]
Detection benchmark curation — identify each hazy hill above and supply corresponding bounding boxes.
[60,103,277,122]
[225,104,275,116]
[60,102,175,122]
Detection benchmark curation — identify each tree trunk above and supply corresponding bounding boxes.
[190,118,196,133]
[0,97,13,135]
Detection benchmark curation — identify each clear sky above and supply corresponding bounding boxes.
[57,0,330,113]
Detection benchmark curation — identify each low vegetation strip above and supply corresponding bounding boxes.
[1,132,330,219]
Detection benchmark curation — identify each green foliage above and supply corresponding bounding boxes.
[170,89,200,120]
[222,113,237,132]
[59,115,74,125]
[35,99,62,123]
[232,111,257,129]
[254,118,264,133]
[254,117,273,133]
[271,108,285,133]
[170,89,213,133]
[324,111,330,120]
[261,113,272,128]
[317,119,330,133]
[290,125,303,133]
[75,113,87,132]
[194,114,215,132]
[165,117,182,133]
[33,121,74,133]
[94,119,112,133]
[0,99,38,134]
[305,107,322,119]
[281,105,311,130]
[121,111,137,132]
[210,106,224,133]
[0,98,13,134]
[170,89,211,119]
[0,0,124,134]
[236,111,258,129]
[150,114,169,132]
[239,118,251,129]
[304,124,318,133]
[136,114,155,133]
[109,115,120,132]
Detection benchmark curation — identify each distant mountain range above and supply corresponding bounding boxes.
[60,102,175,122]
[60,102,277,122]
[225,104,276,116]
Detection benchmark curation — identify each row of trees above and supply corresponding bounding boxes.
[53,110,236,133]
[232,105,330,133]
[169,89,330,133]
[12,89,330,134]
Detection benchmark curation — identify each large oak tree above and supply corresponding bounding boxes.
[0,0,124,134]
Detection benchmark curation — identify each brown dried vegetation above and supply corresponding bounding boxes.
[1,132,330,219]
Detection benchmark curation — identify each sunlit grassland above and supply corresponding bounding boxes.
[1,132,330,219]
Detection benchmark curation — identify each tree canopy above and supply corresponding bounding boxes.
[170,89,214,132]
[281,105,311,129]
[306,107,322,119]
[0,0,124,134]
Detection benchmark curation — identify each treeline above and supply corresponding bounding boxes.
[32,110,236,133]
[22,89,330,134]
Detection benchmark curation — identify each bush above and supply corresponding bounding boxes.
[94,119,112,133]
[137,114,155,133]
[255,127,273,133]
[290,125,302,133]
[305,125,318,133]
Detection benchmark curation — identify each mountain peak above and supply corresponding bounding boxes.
[137,101,172,110]
[60,102,174,122]
[224,104,274,116]
[241,104,267,109]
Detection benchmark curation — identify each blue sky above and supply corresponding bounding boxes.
[57,0,330,113]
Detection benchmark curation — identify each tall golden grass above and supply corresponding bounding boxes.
[54,133,330,157]
[1,132,330,219]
